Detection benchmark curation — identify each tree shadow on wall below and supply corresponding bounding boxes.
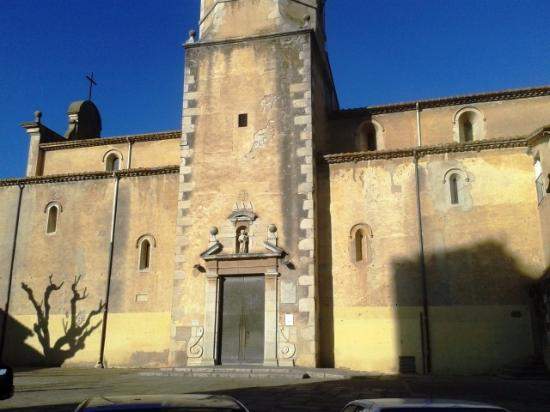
[20,275,105,367]
[391,240,543,374]
[0,309,44,366]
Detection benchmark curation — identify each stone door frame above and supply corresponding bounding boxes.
[199,252,283,366]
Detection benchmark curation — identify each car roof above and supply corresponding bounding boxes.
[80,394,245,410]
[348,399,507,410]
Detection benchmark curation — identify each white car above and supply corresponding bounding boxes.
[341,399,510,412]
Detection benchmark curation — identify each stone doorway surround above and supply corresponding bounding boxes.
[198,250,285,367]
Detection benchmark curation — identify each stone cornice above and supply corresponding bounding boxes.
[203,252,284,262]
[39,130,180,151]
[333,86,550,118]
[324,137,529,164]
[0,166,180,187]
[526,125,550,147]
[186,29,312,49]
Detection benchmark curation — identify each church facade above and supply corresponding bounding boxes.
[1,0,549,375]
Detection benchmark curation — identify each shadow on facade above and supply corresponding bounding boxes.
[316,162,335,367]
[0,309,44,366]
[391,239,544,374]
[3,275,104,367]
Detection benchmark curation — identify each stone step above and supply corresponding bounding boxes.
[498,356,550,380]
[140,367,348,380]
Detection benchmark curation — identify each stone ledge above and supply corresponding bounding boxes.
[324,137,529,164]
[335,85,550,117]
[0,166,180,187]
[40,131,181,151]
[140,367,349,380]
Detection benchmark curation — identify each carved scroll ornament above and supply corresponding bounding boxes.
[278,326,296,359]
[187,326,204,359]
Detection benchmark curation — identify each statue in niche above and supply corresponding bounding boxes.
[237,229,249,254]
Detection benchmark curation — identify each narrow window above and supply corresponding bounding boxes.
[106,154,121,172]
[355,229,364,262]
[463,119,474,142]
[458,111,480,143]
[46,206,58,234]
[450,173,460,205]
[238,113,248,128]
[139,239,151,271]
[358,121,378,151]
[367,134,377,151]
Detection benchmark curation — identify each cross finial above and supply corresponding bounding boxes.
[86,73,97,101]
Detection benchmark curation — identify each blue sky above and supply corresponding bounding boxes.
[0,0,548,178]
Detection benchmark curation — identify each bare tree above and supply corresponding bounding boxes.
[21,275,105,366]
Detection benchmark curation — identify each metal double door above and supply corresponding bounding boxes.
[219,276,265,364]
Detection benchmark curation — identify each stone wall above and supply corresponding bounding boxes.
[0,186,21,354]
[39,134,180,176]
[330,94,550,154]
[0,171,178,367]
[171,30,320,367]
[325,146,545,374]
[199,0,325,45]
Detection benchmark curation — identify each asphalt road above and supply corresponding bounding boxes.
[1,368,549,412]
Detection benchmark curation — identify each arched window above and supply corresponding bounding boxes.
[357,121,383,152]
[449,173,460,205]
[106,153,121,172]
[355,229,364,262]
[46,205,59,234]
[139,239,151,271]
[455,108,484,143]
[136,235,156,272]
[350,224,373,264]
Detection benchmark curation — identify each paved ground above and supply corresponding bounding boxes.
[1,368,549,412]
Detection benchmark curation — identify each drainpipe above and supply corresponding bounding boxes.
[0,184,24,362]
[98,173,120,368]
[126,138,133,169]
[416,102,422,147]
[413,149,432,374]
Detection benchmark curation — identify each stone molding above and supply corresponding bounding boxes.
[324,137,529,164]
[334,85,550,117]
[526,125,550,147]
[186,28,313,50]
[199,254,282,366]
[39,131,181,151]
[170,44,198,366]
[292,34,317,365]
[0,166,180,187]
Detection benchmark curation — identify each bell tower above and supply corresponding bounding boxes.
[171,0,337,369]
[199,0,326,44]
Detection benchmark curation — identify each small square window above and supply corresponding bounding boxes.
[238,113,248,128]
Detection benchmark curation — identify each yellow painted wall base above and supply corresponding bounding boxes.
[3,312,171,368]
[104,312,171,367]
[430,306,534,375]
[334,305,534,375]
[4,314,102,367]
[334,306,423,374]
